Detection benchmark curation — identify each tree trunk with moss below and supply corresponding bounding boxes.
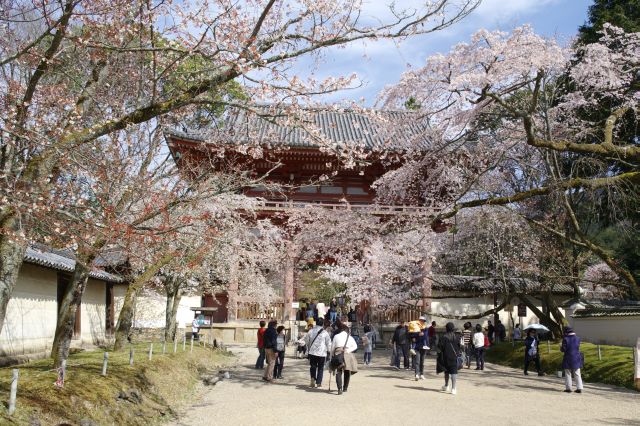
[51,260,91,368]
[0,209,27,334]
[164,278,183,343]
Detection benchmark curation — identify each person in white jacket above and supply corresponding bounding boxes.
[305,318,332,388]
[472,324,486,370]
[330,322,358,395]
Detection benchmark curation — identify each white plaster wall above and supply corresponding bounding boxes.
[80,279,106,345]
[571,317,640,346]
[430,295,565,334]
[0,264,58,356]
[133,290,201,329]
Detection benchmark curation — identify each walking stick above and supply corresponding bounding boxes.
[328,369,331,392]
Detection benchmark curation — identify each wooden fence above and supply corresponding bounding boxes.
[237,302,285,321]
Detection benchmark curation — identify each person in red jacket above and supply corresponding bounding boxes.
[255,320,266,369]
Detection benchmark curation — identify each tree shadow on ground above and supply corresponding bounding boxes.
[394,385,442,394]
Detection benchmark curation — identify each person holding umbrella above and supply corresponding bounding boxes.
[524,328,545,376]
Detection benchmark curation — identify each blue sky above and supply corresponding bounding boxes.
[292,0,593,106]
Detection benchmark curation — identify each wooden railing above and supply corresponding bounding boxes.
[376,305,423,323]
[237,302,285,321]
[255,200,433,215]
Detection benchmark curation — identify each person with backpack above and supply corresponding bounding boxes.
[472,324,486,370]
[330,322,358,395]
[261,320,278,383]
[362,325,374,365]
[274,325,287,379]
[305,318,332,388]
[408,315,429,380]
[524,329,544,376]
[437,322,461,395]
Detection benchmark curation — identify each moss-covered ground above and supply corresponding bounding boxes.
[0,343,234,425]
[484,340,636,390]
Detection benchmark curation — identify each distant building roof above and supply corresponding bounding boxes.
[431,275,574,295]
[571,300,640,318]
[24,245,123,283]
[167,106,429,151]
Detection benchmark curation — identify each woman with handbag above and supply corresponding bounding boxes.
[330,322,358,395]
[436,322,462,395]
[561,327,584,393]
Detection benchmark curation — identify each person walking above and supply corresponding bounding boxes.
[462,322,472,369]
[329,297,338,324]
[191,316,200,341]
[513,323,522,340]
[392,322,409,370]
[408,316,429,380]
[330,322,358,395]
[437,322,461,395]
[487,320,495,344]
[472,324,486,370]
[495,320,506,343]
[362,325,374,365]
[307,300,316,321]
[274,325,287,379]
[524,329,544,376]
[305,318,332,388]
[561,327,584,393]
[255,320,266,369]
[262,320,278,383]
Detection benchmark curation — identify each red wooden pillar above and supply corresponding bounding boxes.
[421,258,432,314]
[226,258,239,322]
[283,242,297,322]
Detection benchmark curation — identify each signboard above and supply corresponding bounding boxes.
[291,302,300,309]
[517,303,527,317]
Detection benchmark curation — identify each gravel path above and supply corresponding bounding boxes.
[173,345,640,426]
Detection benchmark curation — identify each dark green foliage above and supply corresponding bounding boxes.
[578,0,640,45]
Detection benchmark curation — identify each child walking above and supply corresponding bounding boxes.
[362,325,374,365]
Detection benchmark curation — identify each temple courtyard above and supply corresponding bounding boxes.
[173,346,640,426]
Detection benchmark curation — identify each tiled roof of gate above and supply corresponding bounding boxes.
[24,245,123,283]
[431,275,573,294]
[571,300,640,318]
[167,106,429,150]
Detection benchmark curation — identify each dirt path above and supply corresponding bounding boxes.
[172,345,640,426]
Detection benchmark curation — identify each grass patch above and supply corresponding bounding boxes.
[485,341,636,391]
[0,343,235,425]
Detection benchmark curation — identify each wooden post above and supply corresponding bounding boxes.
[598,345,602,361]
[162,341,166,354]
[101,352,108,376]
[148,343,153,361]
[190,335,194,353]
[634,338,639,391]
[183,333,186,351]
[547,340,551,354]
[8,369,18,415]
[173,338,178,353]
[129,347,134,366]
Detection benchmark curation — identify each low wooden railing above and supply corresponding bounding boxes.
[376,305,423,323]
[237,302,285,321]
[255,200,433,215]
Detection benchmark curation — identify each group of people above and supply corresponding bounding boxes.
[254,315,585,395]
[255,320,288,382]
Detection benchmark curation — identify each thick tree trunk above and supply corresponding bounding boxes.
[164,280,182,343]
[51,260,91,368]
[518,294,562,338]
[113,284,137,351]
[0,209,27,334]
[113,253,174,350]
[543,292,569,329]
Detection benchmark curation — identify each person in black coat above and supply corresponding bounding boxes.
[262,320,278,382]
[437,322,461,395]
[392,322,409,370]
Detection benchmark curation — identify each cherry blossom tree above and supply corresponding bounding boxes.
[378,24,640,297]
[0,0,480,332]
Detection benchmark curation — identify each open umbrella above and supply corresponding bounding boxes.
[523,324,550,333]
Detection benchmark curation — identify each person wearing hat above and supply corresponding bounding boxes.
[407,315,429,380]
[561,327,584,393]
[437,322,461,395]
